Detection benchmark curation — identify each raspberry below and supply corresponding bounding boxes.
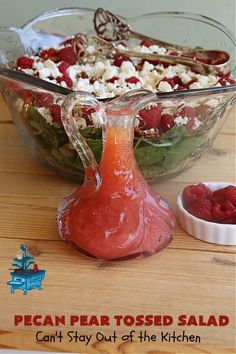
[187,79,197,87]
[187,198,212,221]
[178,106,196,130]
[125,76,140,84]
[107,76,119,83]
[178,106,196,119]
[58,46,77,65]
[58,61,70,74]
[211,185,236,206]
[17,57,34,69]
[228,78,236,84]
[160,76,182,88]
[176,86,186,91]
[8,82,21,94]
[141,58,160,66]
[21,89,33,104]
[221,216,236,224]
[39,48,59,61]
[81,106,96,115]
[56,75,73,88]
[211,201,234,222]
[161,62,172,68]
[113,54,132,67]
[218,77,228,86]
[182,183,212,208]
[50,104,61,123]
[218,73,236,85]
[224,186,236,206]
[210,188,224,203]
[160,113,175,132]
[36,92,53,108]
[217,76,236,86]
[169,51,178,56]
[61,38,73,46]
[173,76,183,86]
[160,77,175,88]
[140,40,153,47]
[221,199,236,213]
[219,72,230,79]
[139,106,162,130]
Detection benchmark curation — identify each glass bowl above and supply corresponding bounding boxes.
[0,8,235,182]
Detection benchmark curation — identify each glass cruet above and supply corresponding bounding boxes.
[57,89,176,261]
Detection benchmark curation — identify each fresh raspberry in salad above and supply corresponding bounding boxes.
[17,57,34,69]
[139,105,162,129]
[160,113,176,133]
[113,54,132,67]
[14,36,236,139]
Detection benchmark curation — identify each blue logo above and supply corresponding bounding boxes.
[7,244,46,295]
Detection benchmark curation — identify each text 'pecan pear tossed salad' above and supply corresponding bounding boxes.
[13,35,236,179]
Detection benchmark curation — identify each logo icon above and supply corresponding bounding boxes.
[7,244,46,295]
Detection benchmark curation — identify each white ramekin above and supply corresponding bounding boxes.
[177,181,236,245]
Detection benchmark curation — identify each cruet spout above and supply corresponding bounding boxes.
[61,91,105,190]
[105,89,157,117]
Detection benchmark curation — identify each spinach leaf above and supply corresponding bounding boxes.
[51,148,84,172]
[26,105,206,178]
[159,125,187,144]
[135,145,164,165]
[27,106,68,148]
[162,135,204,170]
[86,138,103,163]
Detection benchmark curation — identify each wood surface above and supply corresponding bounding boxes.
[0,96,235,354]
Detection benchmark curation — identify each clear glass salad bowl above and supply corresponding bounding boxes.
[0,8,235,182]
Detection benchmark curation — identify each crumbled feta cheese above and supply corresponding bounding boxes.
[92,61,106,77]
[44,59,61,79]
[60,81,68,88]
[102,65,119,81]
[37,107,53,125]
[193,117,202,130]
[174,116,189,125]
[180,72,193,84]
[207,75,218,86]
[91,111,103,126]
[158,81,173,92]
[33,60,44,71]
[134,44,166,56]
[23,68,34,75]
[189,82,203,90]
[38,67,51,80]
[120,61,136,74]
[198,75,210,87]
[150,45,167,55]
